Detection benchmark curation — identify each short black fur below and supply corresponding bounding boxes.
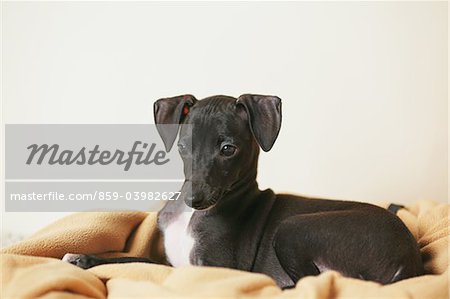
[64,95,424,289]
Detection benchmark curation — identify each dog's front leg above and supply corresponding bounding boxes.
[62,253,156,269]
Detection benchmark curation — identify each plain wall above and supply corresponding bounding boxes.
[2,1,448,241]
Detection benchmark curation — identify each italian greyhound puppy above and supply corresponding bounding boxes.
[64,94,424,288]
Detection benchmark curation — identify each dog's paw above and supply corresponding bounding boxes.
[62,253,101,269]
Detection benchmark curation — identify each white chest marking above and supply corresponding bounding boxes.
[163,211,195,267]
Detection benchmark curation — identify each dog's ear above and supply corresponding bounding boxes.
[154,94,197,151]
[236,94,282,152]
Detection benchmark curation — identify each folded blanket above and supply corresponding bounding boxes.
[2,200,449,298]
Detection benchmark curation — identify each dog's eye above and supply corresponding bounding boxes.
[220,144,237,157]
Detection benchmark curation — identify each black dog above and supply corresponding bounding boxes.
[64,94,424,288]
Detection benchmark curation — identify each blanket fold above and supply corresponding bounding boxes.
[2,200,449,298]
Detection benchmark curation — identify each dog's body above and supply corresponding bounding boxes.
[159,182,422,288]
[64,94,424,288]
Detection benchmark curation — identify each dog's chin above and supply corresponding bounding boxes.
[185,201,218,211]
[185,196,222,211]
[196,202,219,211]
[184,190,225,211]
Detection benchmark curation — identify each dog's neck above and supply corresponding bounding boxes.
[159,149,262,222]
[210,169,261,216]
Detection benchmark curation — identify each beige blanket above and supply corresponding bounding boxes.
[1,200,449,298]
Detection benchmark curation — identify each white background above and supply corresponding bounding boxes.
[2,1,448,244]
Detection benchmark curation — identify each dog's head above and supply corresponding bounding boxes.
[154,94,282,210]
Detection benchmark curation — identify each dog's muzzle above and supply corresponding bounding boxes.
[182,181,224,210]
